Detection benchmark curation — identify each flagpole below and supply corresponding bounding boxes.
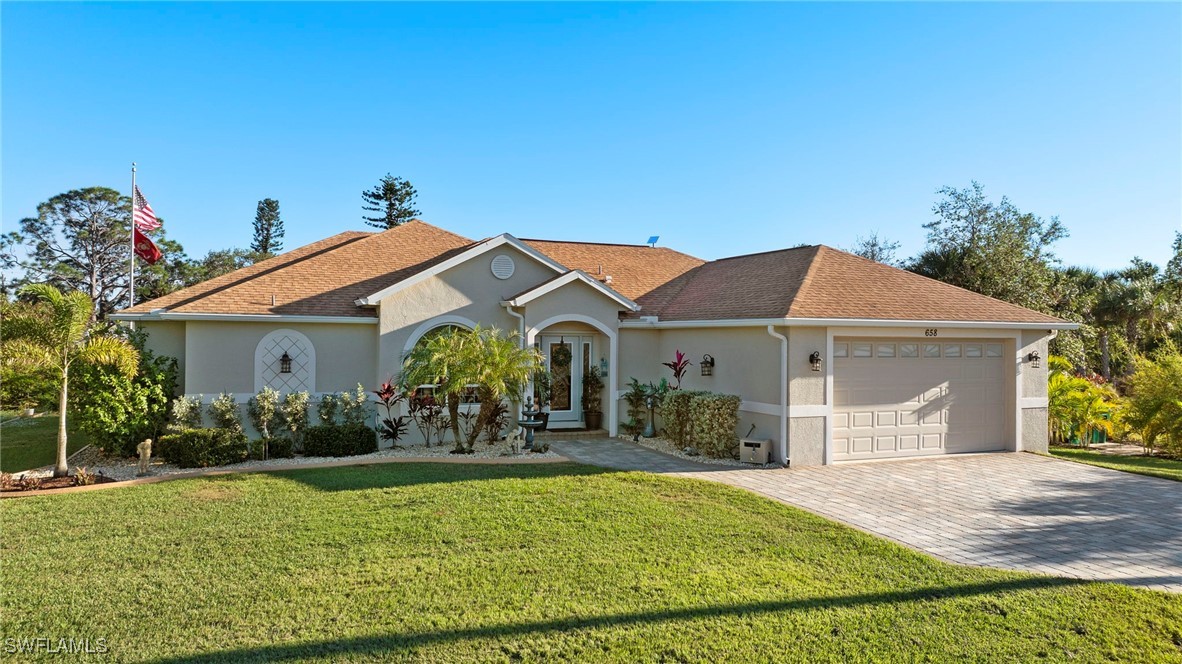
[130,162,137,328]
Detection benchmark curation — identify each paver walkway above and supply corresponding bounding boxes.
[550,439,1182,593]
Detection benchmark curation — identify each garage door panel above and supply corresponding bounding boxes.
[833,337,1007,461]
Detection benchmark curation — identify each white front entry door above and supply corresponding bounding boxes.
[832,338,1008,461]
[541,335,592,423]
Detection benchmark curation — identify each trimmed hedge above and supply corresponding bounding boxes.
[661,390,709,445]
[268,436,295,459]
[303,424,378,457]
[157,428,249,468]
[689,393,742,459]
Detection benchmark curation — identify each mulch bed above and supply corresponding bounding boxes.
[1,473,118,493]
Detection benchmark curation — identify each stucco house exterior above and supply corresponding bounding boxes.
[112,220,1075,467]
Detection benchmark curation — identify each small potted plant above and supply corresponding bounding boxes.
[533,369,552,432]
[581,366,604,430]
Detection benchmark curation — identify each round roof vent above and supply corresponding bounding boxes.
[490,254,515,280]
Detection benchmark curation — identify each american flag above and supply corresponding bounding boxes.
[133,185,161,231]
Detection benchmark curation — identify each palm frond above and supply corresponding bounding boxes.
[76,335,139,377]
[1,338,57,373]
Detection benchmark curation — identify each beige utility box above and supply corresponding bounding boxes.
[740,438,771,464]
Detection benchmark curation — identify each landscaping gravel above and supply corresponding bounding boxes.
[14,440,561,482]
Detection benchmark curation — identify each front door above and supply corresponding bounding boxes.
[541,335,592,423]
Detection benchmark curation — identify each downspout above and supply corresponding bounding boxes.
[766,325,789,467]
[504,303,528,409]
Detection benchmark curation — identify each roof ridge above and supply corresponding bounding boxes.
[709,244,819,264]
[784,245,826,318]
[521,238,704,261]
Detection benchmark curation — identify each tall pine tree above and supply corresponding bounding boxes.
[251,198,284,255]
[361,174,420,230]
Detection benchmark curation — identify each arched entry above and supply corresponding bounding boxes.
[527,314,618,436]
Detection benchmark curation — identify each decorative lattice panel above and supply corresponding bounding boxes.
[255,330,314,394]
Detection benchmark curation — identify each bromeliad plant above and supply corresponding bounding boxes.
[662,350,693,390]
[373,380,409,448]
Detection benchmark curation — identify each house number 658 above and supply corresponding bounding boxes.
[924,329,938,337]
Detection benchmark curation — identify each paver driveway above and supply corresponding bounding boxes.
[551,440,1182,592]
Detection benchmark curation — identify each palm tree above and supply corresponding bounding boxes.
[402,325,540,452]
[2,284,138,476]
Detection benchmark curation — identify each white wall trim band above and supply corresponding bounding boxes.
[1018,397,1049,409]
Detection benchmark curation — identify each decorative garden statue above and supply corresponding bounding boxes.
[136,439,152,476]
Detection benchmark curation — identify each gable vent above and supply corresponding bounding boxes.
[490,254,515,280]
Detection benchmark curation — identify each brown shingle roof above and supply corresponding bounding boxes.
[122,220,474,317]
[634,245,1065,324]
[520,239,704,300]
[119,221,1063,325]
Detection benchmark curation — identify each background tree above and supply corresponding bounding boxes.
[909,182,1067,311]
[16,188,133,319]
[850,232,902,266]
[361,174,420,230]
[185,248,264,284]
[251,198,284,255]
[1,284,137,477]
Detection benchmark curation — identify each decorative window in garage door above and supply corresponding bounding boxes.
[255,329,315,394]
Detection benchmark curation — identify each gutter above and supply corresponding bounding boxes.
[109,312,378,325]
[621,317,1078,331]
[766,325,789,467]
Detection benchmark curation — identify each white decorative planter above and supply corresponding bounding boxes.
[24,408,35,417]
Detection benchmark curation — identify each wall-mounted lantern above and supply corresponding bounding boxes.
[599,357,609,376]
[700,354,715,376]
[1027,350,1041,369]
[279,351,293,374]
[809,351,823,372]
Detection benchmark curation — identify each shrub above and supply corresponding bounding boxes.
[689,393,742,459]
[338,384,372,426]
[157,428,249,468]
[208,392,243,434]
[280,391,311,447]
[661,390,709,445]
[317,393,339,425]
[248,387,281,439]
[620,378,648,439]
[1124,347,1182,457]
[71,333,179,457]
[169,395,204,432]
[302,424,377,457]
[267,436,295,459]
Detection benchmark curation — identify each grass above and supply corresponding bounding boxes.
[0,413,89,473]
[1050,446,1182,483]
[2,463,1180,663]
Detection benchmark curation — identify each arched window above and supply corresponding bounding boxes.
[403,321,479,404]
[255,329,315,393]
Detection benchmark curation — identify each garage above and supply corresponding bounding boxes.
[832,338,1008,461]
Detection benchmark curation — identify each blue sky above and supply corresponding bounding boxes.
[3,2,1179,271]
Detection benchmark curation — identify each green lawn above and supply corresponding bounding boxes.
[2,463,1179,662]
[1050,447,1182,483]
[0,413,89,473]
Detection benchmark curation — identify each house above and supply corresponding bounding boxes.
[112,220,1075,466]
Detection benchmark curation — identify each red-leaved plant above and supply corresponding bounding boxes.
[662,350,693,390]
[373,380,409,447]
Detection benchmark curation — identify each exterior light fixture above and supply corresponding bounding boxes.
[809,351,823,372]
[599,357,609,376]
[279,351,292,374]
[700,354,715,376]
[1027,350,1041,369]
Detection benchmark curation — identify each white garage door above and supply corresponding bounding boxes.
[833,339,1007,461]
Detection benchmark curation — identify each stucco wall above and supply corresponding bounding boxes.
[183,321,377,395]
[378,244,559,377]
[787,326,825,406]
[139,321,186,392]
[1023,407,1049,453]
[789,416,825,466]
[654,327,780,403]
[1020,330,1050,398]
